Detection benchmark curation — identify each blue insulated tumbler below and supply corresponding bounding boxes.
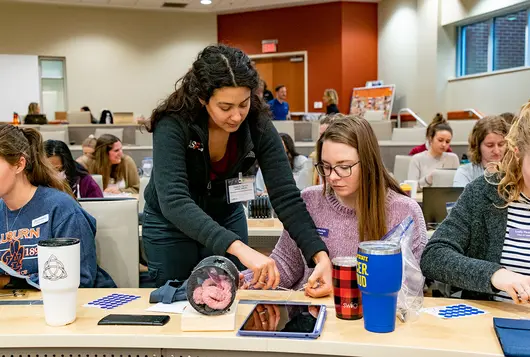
[356,241,402,333]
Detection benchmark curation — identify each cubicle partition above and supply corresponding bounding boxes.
[17,123,141,145]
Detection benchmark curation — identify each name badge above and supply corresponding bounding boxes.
[32,214,49,227]
[226,173,256,204]
[509,228,530,239]
[316,228,329,238]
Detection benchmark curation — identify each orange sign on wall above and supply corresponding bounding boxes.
[349,85,396,121]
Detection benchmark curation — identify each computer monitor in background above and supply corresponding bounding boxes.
[422,187,464,229]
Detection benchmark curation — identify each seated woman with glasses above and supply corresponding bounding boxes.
[241,115,427,292]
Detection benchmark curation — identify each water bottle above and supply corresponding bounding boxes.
[105,113,111,124]
[142,157,153,177]
[357,241,402,333]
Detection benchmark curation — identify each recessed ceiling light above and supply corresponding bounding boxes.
[201,0,212,4]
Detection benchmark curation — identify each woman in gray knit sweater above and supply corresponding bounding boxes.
[421,103,530,304]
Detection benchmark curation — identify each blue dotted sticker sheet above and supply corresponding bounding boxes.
[83,293,141,310]
[422,304,488,319]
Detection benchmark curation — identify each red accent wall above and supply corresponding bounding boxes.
[217,1,378,114]
[341,2,379,114]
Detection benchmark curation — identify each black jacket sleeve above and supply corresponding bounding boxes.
[152,116,241,255]
[256,118,328,267]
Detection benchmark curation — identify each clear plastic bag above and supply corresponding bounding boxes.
[381,216,425,323]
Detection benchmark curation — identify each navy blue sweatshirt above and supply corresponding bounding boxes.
[0,186,115,288]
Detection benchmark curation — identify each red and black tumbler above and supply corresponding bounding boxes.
[332,256,363,320]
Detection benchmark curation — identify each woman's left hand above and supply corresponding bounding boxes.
[238,273,250,290]
[104,187,121,194]
[305,252,333,298]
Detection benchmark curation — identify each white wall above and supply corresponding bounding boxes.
[447,69,530,115]
[0,2,217,120]
[0,55,40,122]
[378,0,530,119]
[377,0,418,116]
[441,0,530,25]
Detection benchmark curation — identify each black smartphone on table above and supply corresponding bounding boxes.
[98,314,170,326]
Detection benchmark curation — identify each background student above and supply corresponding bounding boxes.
[310,114,339,185]
[143,44,332,296]
[0,124,115,288]
[45,140,103,198]
[408,119,459,190]
[323,89,340,115]
[421,102,530,303]
[453,115,509,187]
[243,117,427,290]
[86,134,140,194]
[409,113,453,156]
[77,135,97,168]
[268,85,290,120]
[255,133,308,194]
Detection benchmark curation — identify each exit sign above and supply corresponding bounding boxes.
[262,39,278,53]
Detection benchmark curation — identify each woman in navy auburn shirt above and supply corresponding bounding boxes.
[0,124,115,288]
[143,44,332,296]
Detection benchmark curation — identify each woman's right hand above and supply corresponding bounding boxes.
[227,241,280,290]
[491,268,530,304]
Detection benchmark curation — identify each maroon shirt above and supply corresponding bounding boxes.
[77,175,104,198]
[210,134,238,180]
[409,143,453,156]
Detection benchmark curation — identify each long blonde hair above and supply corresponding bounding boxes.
[0,124,71,195]
[324,89,338,105]
[27,102,39,115]
[498,102,530,203]
[88,134,126,189]
[316,116,405,242]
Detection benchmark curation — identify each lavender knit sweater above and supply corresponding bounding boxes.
[244,185,428,290]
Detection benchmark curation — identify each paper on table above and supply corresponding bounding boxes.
[0,261,40,289]
[146,301,190,314]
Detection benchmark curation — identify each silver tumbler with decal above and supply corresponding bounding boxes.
[38,238,80,326]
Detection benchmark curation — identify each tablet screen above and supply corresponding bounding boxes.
[240,304,321,333]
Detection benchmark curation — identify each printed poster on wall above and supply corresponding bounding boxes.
[349,85,396,121]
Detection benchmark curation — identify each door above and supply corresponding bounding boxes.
[254,56,305,113]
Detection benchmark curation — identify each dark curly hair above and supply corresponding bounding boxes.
[148,44,268,131]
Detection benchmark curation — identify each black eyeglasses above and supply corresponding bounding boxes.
[315,161,360,177]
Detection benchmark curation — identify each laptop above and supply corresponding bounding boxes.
[422,187,464,229]
[67,111,92,125]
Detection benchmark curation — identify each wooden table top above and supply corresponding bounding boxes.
[0,289,527,356]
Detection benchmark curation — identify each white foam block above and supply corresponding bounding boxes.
[181,303,238,332]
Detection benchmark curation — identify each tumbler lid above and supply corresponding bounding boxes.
[331,256,357,267]
[358,241,401,255]
[38,238,80,247]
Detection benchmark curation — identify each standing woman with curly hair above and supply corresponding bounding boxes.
[143,44,332,296]
[421,102,530,304]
